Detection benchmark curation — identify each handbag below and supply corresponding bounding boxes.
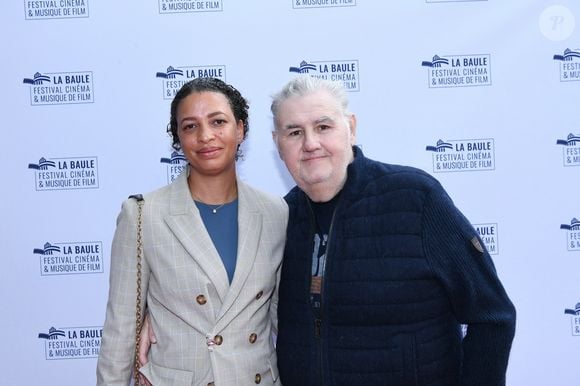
[129,194,145,384]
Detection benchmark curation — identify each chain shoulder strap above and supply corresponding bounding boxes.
[129,194,144,384]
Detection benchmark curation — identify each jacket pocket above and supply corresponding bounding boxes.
[139,361,194,386]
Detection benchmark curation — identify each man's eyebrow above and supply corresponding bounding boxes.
[282,123,303,130]
[282,116,335,130]
[314,116,335,124]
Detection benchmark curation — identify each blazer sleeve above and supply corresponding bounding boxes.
[422,183,516,386]
[97,198,150,385]
[269,196,289,337]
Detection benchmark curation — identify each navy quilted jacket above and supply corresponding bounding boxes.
[276,147,516,386]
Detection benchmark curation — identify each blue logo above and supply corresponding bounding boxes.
[156,65,226,99]
[556,133,580,166]
[473,223,498,255]
[289,60,318,73]
[38,326,102,359]
[288,59,360,91]
[553,48,580,82]
[292,0,356,9]
[38,327,66,340]
[23,71,94,105]
[33,242,61,255]
[22,72,51,85]
[422,54,491,88]
[161,152,187,183]
[560,218,580,251]
[25,0,89,20]
[34,241,103,276]
[159,0,223,14]
[28,157,99,191]
[155,66,184,79]
[27,157,56,170]
[425,138,495,172]
[564,303,580,336]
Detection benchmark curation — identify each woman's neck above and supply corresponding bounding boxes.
[187,168,238,205]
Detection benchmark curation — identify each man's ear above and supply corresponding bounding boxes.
[272,131,284,160]
[348,114,357,145]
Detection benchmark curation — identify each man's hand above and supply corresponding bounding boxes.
[137,314,157,385]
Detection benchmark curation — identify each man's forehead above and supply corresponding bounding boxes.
[280,113,338,128]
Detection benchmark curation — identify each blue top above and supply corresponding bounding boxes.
[195,199,239,283]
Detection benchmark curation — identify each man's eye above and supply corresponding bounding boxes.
[318,125,330,131]
[213,119,226,125]
[288,130,302,137]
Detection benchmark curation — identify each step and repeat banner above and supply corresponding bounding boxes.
[1,1,578,384]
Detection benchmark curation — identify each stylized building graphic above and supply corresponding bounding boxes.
[22,73,51,85]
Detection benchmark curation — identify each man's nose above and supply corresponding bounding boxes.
[302,130,319,151]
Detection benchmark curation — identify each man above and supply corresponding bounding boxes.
[140,76,516,385]
[270,75,515,386]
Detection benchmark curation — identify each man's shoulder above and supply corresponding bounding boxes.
[362,158,440,192]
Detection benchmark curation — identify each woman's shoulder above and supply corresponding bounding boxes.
[238,181,288,214]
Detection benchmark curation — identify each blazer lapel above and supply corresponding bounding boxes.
[216,180,262,322]
[163,169,230,302]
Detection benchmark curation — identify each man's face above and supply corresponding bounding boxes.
[274,90,356,201]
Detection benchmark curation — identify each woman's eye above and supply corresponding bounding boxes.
[213,119,226,126]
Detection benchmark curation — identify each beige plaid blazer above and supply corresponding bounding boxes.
[97,169,288,385]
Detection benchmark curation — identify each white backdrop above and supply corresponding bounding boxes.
[1,1,579,385]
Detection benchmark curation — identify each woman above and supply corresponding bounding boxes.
[97,78,288,385]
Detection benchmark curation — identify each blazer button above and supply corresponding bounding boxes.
[196,294,207,305]
[214,335,223,345]
[249,333,257,344]
[255,290,263,300]
[255,373,262,384]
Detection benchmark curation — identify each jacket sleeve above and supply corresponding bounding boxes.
[96,198,150,385]
[422,183,516,386]
[269,197,289,337]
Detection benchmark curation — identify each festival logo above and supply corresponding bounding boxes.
[25,0,89,20]
[160,151,188,183]
[23,71,94,105]
[28,157,99,191]
[33,241,103,276]
[288,59,359,91]
[292,0,356,9]
[38,326,102,359]
[425,138,495,173]
[556,133,580,166]
[473,223,498,255]
[560,218,580,251]
[553,48,580,82]
[564,303,580,336]
[156,65,226,99]
[159,0,222,13]
[421,54,491,88]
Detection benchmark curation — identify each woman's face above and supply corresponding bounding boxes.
[176,91,243,177]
